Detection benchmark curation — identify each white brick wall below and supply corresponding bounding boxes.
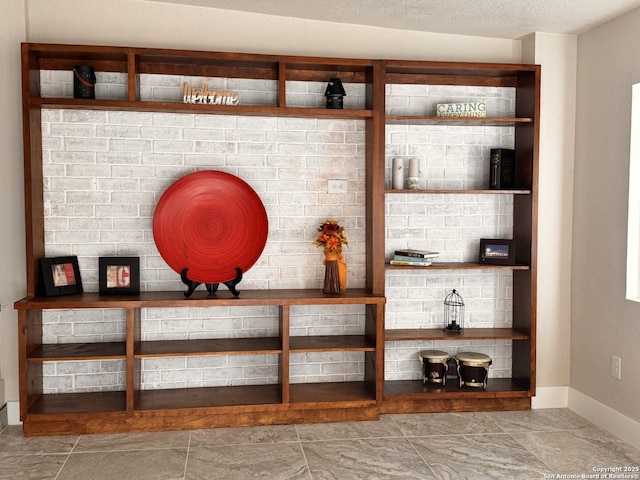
[43,360,126,393]
[290,352,364,384]
[42,308,126,344]
[386,83,515,117]
[140,354,280,389]
[41,113,367,291]
[39,72,516,391]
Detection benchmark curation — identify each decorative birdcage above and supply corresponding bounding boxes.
[444,289,464,333]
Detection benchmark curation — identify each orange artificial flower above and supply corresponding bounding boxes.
[313,220,348,251]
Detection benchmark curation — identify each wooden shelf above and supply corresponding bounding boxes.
[385,262,530,270]
[385,189,531,194]
[31,98,373,119]
[384,60,538,88]
[28,391,126,415]
[136,338,282,357]
[31,44,130,71]
[384,378,530,399]
[27,383,375,414]
[290,381,376,405]
[15,288,386,310]
[136,384,282,410]
[290,335,375,352]
[27,342,126,361]
[385,328,529,342]
[29,42,374,79]
[386,115,532,126]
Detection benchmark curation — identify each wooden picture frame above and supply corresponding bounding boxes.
[40,256,83,296]
[479,239,515,265]
[99,257,140,295]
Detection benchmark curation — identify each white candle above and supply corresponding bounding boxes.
[409,158,419,177]
[392,158,404,189]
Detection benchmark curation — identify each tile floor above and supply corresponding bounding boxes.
[1,409,639,479]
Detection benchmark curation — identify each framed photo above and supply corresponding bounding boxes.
[99,257,140,295]
[479,239,515,265]
[40,256,83,296]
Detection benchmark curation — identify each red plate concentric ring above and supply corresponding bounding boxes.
[153,171,268,284]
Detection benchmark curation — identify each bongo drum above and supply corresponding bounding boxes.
[419,350,451,385]
[454,352,492,389]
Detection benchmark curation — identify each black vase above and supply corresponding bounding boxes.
[73,65,96,99]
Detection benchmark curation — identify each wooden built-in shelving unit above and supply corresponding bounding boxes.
[16,43,539,435]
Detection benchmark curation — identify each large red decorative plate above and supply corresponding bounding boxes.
[153,171,268,284]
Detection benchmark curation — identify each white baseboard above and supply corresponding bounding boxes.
[6,401,21,426]
[531,386,569,409]
[569,387,640,451]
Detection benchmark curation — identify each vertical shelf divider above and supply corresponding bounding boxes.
[22,43,44,297]
[127,51,139,102]
[278,62,287,108]
[367,60,387,295]
[365,303,384,401]
[279,304,290,404]
[126,307,141,411]
[19,309,43,419]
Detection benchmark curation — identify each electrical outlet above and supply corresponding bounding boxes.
[612,355,622,380]
[328,179,348,193]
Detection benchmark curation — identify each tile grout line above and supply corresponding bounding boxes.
[293,424,314,480]
[297,435,406,444]
[478,410,509,433]
[389,415,441,480]
[480,412,601,475]
[53,435,81,480]
[182,430,192,480]
[507,430,557,474]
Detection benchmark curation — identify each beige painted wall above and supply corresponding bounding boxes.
[573,8,640,422]
[0,0,27,408]
[522,33,577,389]
[0,0,574,410]
[26,0,521,62]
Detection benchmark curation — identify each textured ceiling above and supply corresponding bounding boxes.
[149,0,640,39]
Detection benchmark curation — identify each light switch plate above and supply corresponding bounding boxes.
[612,355,622,379]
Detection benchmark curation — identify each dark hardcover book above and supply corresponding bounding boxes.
[394,249,439,259]
[393,254,439,262]
[489,148,516,189]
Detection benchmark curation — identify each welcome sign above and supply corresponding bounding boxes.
[182,82,239,105]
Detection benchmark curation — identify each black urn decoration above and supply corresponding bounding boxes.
[73,65,96,99]
[325,77,346,109]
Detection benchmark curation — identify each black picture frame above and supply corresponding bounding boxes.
[40,256,83,296]
[99,257,140,295]
[479,239,515,265]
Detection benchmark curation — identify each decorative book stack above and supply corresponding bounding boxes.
[390,249,439,266]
